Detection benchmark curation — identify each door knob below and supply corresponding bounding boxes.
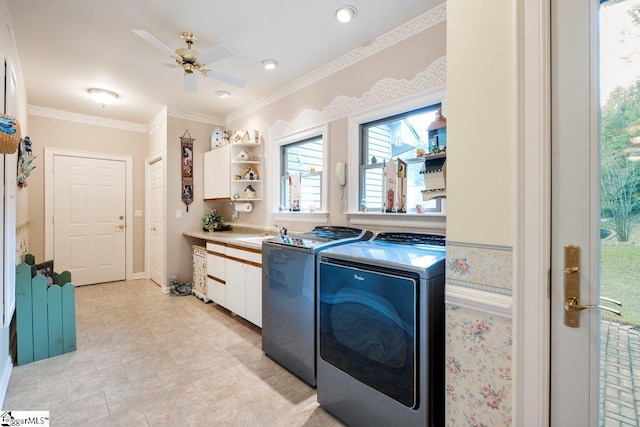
[117,224,125,230]
[151,227,156,231]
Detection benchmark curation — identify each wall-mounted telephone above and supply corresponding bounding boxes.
[336,162,347,186]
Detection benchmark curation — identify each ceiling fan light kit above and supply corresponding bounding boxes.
[87,88,118,108]
[336,5,357,23]
[133,29,247,92]
[262,59,278,70]
[216,90,230,99]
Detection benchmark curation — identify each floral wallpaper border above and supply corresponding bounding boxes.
[446,241,513,291]
[445,241,513,426]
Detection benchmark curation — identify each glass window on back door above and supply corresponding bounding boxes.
[360,104,444,213]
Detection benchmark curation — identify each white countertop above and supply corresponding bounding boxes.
[183,229,275,250]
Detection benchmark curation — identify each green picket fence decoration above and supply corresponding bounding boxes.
[23,253,35,266]
[56,271,71,287]
[15,262,77,365]
[31,274,48,362]
[61,283,76,353]
[47,285,63,357]
[15,263,33,365]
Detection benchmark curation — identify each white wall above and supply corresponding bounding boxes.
[446,1,515,247]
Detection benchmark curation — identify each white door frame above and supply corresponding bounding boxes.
[44,148,134,282]
[145,151,165,290]
[514,0,551,426]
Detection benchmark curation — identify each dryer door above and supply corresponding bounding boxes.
[318,259,419,408]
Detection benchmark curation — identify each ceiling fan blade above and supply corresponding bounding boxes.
[198,44,234,65]
[129,61,177,68]
[205,70,247,88]
[133,29,177,58]
[184,73,198,91]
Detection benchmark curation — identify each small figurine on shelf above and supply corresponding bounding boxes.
[243,166,259,180]
[244,185,256,199]
[236,150,251,160]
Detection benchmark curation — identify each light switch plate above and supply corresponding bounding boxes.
[176,210,182,219]
[134,210,143,217]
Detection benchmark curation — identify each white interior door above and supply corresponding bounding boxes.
[149,158,163,286]
[53,155,126,285]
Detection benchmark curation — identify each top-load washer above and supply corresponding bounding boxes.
[261,226,372,386]
[316,232,446,427]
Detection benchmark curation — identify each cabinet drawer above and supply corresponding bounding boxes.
[206,242,226,254]
[226,247,261,265]
[206,253,226,280]
[207,277,226,307]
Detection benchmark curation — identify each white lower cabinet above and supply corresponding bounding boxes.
[225,258,246,318]
[225,246,262,328]
[206,242,226,306]
[244,264,262,327]
[206,276,226,307]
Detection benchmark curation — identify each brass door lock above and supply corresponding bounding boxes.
[563,244,622,327]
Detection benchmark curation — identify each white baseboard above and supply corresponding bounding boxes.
[132,272,145,280]
[0,355,13,408]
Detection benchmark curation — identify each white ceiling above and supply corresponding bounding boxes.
[6,0,443,125]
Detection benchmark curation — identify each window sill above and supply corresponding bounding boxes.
[346,211,446,230]
[273,211,330,223]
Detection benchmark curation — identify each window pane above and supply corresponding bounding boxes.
[361,166,384,212]
[280,136,323,211]
[360,104,444,213]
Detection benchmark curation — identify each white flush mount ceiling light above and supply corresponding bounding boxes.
[216,90,230,99]
[336,5,357,23]
[87,88,118,108]
[262,59,279,70]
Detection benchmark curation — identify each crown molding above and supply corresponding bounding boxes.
[269,56,446,140]
[28,105,147,132]
[227,2,446,124]
[167,108,223,126]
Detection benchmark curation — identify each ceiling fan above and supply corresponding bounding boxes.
[133,29,247,91]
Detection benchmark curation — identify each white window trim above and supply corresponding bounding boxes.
[271,124,329,223]
[346,88,447,229]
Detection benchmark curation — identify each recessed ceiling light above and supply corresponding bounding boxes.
[336,5,357,23]
[262,59,279,70]
[216,90,230,99]
[87,88,118,108]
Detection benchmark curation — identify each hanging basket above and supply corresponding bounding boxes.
[0,114,21,154]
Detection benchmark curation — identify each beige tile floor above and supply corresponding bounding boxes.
[3,279,345,427]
